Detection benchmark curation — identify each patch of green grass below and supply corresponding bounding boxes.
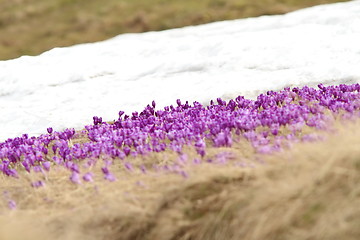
[0,0,350,60]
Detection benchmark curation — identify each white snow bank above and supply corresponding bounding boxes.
[0,0,360,140]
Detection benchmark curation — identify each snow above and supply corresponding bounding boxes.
[0,0,360,141]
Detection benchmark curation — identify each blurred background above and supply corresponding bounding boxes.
[0,0,349,60]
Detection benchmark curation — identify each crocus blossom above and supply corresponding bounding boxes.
[0,84,359,186]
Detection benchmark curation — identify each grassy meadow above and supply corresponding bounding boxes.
[0,1,359,240]
[0,113,359,240]
[0,0,350,60]
[0,83,360,239]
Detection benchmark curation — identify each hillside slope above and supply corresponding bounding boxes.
[0,0,349,60]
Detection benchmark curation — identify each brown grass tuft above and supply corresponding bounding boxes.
[0,118,359,239]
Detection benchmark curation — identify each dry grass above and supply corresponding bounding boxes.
[0,117,359,239]
[1,1,358,238]
[0,0,350,60]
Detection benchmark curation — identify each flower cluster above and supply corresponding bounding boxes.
[0,84,359,186]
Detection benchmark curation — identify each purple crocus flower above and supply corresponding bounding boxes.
[42,161,51,171]
[83,172,94,182]
[193,158,202,164]
[47,127,53,134]
[33,165,43,173]
[8,200,16,210]
[104,173,116,182]
[31,180,45,188]
[5,168,19,178]
[124,162,134,172]
[70,172,81,184]
[180,170,189,178]
[101,167,110,175]
[101,167,116,181]
[140,165,147,174]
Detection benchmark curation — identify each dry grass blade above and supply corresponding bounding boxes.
[0,119,359,239]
